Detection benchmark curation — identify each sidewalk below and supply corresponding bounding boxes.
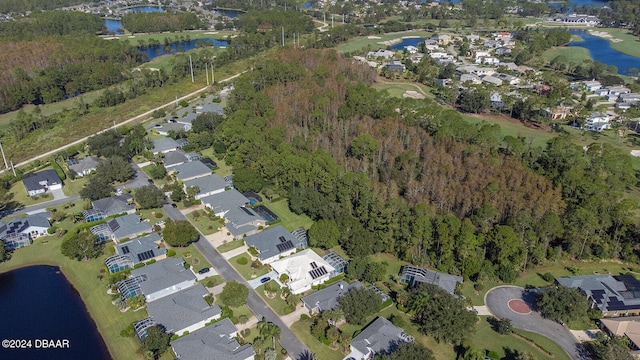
[473,305,493,316]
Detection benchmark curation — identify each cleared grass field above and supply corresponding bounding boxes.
[461,114,557,149]
[261,198,314,231]
[104,30,237,46]
[597,28,640,58]
[373,82,433,99]
[540,46,592,67]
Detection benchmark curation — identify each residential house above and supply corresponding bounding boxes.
[408,54,424,64]
[499,62,519,72]
[104,233,167,274]
[302,280,362,314]
[170,318,256,360]
[435,78,453,87]
[224,205,266,239]
[594,88,610,97]
[23,170,63,196]
[473,67,495,76]
[495,47,512,56]
[144,284,221,336]
[243,226,304,264]
[176,113,198,131]
[162,149,189,168]
[322,252,348,276]
[616,102,634,111]
[582,80,602,92]
[481,75,503,86]
[0,212,50,250]
[607,86,631,97]
[90,214,152,243]
[171,161,211,182]
[183,174,227,200]
[366,49,395,59]
[546,105,573,120]
[490,92,504,109]
[347,317,414,360]
[431,34,451,45]
[152,138,180,155]
[430,52,449,59]
[403,45,418,54]
[600,317,640,351]
[156,122,190,136]
[67,156,101,177]
[456,65,479,74]
[201,189,250,217]
[495,73,521,85]
[495,32,512,41]
[584,112,611,131]
[555,14,600,26]
[270,249,333,294]
[620,93,640,103]
[460,74,482,85]
[196,103,225,115]
[436,57,454,65]
[126,257,197,302]
[481,57,500,65]
[557,274,640,317]
[386,60,406,72]
[399,265,463,295]
[85,194,135,221]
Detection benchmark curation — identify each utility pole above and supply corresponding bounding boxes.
[332,16,334,29]
[205,66,209,85]
[10,161,15,177]
[282,26,285,47]
[189,55,194,83]
[0,141,8,170]
[343,14,345,23]
[211,63,215,84]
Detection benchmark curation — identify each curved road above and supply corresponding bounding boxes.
[485,286,589,360]
[161,203,309,359]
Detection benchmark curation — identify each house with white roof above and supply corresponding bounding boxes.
[270,249,333,294]
[123,257,197,302]
[585,112,611,131]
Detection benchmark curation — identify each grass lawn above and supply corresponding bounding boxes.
[261,198,314,231]
[0,236,148,360]
[138,208,167,226]
[291,320,345,360]
[172,243,211,273]
[141,47,228,72]
[540,46,592,67]
[8,180,54,207]
[255,283,290,316]
[335,30,433,53]
[185,210,222,235]
[461,113,557,149]
[370,252,408,283]
[561,125,640,170]
[108,30,237,45]
[229,252,270,280]
[217,239,244,253]
[198,148,232,178]
[230,304,254,324]
[200,274,224,288]
[472,316,571,360]
[373,82,433,99]
[140,165,168,187]
[243,323,287,360]
[597,28,640,58]
[62,176,89,196]
[571,34,584,42]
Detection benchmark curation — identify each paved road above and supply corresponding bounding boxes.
[161,203,309,359]
[485,286,590,360]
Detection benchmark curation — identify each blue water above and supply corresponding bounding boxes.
[302,2,313,8]
[103,6,164,34]
[216,9,241,18]
[0,266,110,360]
[390,38,426,50]
[142,38,229,61]
[568,30,640,75]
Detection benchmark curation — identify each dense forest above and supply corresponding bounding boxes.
[121,12,206,34]
[211,48,638,282]
[0,11,144,114]
[0,0,84,13]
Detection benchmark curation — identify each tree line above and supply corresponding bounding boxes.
[121,12,206,34]
[213,48,638,283]
[0,0,85,14]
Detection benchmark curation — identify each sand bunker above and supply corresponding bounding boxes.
[128,35,136,38]
[204,31,219,35]
[368,36,381,39]
[403,91,425,99]
[378,38,402,46]
[631,150,640,157]
[588,30,622,42]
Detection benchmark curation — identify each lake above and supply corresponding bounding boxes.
[142,38,229,61]
[104,5,164,34]
[0,266,110,360]
[569,30,640,75]
[390,38,426,50]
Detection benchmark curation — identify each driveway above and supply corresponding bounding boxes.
[117,162,151,190]
[485,286,589,360]
[161,203,309,359]
[247,271,278,289]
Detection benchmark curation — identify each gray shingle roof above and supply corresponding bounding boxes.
[152,138,180,154]
[351,317,411,357]
[196,103,225,115]
[171,318,255,360]
[201,189,249,214]
[163,149,189,168]
[177,112,198,125]
[146,284,221,334]
[67,156,101,174]
[184,174,227,196]
[400,265,463,295]
[0,212,50,239]
[22,170,62,192]
[110,214,152,240]
[172,161,211,181]
[92,194,134,217]
[243,226,302,261]
[302,280,362,312]
[131,258,196,297]
[115,233,166,265]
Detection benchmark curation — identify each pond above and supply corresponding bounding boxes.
[568,30,640,75]
[0,266,110,360]
[141,38,229,61]
[103,5,164,34]
[390,37,426,51]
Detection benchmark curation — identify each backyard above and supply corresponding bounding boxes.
[260,198,313,231]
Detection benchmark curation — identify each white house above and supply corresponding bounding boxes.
[582,80,602,92]
[129,258,197,302]
[270,249,333,294]
[585,112,611,132]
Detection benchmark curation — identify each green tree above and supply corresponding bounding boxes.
[338,287,381,325]
[141,326,169,359]
[96,156,135,183]
[462,346,486,360]
[536,285,588,324]
[80,176,113,200]
[588,333,634,360]
[146,164,167,180]
[219,281,249,307]
[308,219,340,249]
[162,220,198,247]
[380,342,435,360]
[134,185,165,209]
[61,230,103,261]
[350,133,380,160]
[362,262,388,284]
[408,283,477,343]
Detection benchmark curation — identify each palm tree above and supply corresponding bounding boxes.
[463,346,485,360]
[265,323,281,349]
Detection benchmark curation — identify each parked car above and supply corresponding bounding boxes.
[198,267,210,275]
[171,203,178,208]
[260,277,271,284]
